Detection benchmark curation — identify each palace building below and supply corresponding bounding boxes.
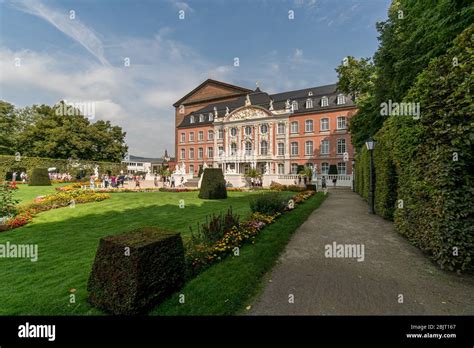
[173,79,356,185]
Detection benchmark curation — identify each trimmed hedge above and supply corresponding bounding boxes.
[354,25,474,272]
[28,168,51,186]
[0,154,126,181]
[87,227,185,315]
[198,168,227,199]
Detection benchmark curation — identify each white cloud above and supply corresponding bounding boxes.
[8,0,110,66]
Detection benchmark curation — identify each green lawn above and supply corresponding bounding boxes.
[13,183,69,204]
[0,188,296,315]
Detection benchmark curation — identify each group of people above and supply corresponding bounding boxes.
[49,172,73,182]
[249,177,263,187]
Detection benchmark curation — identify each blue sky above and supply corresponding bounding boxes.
[0,0,390,157]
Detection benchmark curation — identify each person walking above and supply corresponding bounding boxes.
[322,176,326,189]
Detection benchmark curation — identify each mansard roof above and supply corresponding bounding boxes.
[177,83,355,128]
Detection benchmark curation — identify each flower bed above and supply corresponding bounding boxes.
[4,190,110,231]
[185,190,314,277]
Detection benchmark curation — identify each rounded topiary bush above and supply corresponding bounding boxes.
[28,168,51,186]
[198,168,227,199]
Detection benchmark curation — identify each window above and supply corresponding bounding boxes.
[306,98,313,108]
[291,163,298,174]
[320,118,329,131]
[292,101,298,111]
[337,139,346,154]
[337,94,346,105]
[190,115,195,123]
[290,121,298,134]
[230,127,237,137]
[231,143,237,155]
[189,164,194,174]
[180,133,185,143]
[208,113,214,121]
[245,142,252,156]
[245,126,252,135]
[321,96,329,107]
[337,116,347,130]
[260,124,268,134]
[338,162,347,174]
[321,140,329,154]
[218,146,224,156]
[260,141,268,155]
[189,148,194,159]
[199,114,204,122]
[207,147,213,158]
[208,130,214,140]
[278,163,285,174]
[278,143,285,156]
[218,129,224,139]
[291,142,298,155]
[180,148,185,159]
[321,162,329,174]
[189,132,195,142]
[198,147,203,159]
[305,141,313,155]
[278,123,285,134]
[308,91,313,96]
[198,131,204,141]
[305,120,313,132]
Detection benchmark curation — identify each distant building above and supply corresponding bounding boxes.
[122,150,175,175]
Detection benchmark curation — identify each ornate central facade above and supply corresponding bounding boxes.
[173,79,356,179]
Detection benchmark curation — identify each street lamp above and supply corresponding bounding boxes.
[365,138,376,214]
[351,159,355,192]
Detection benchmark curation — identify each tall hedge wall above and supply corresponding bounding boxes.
[353,25,474,272]
[0,155,127,180]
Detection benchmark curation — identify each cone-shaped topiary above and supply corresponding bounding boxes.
[28,168,51,186]
[198,168,227,199]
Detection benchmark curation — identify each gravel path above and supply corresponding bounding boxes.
[249,189,474,315]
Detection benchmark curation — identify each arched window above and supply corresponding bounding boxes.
[190,115,195,123]
[290,121,298,133]
[245,142,252,156]
[305,141,313,155]
[199,114,204,122]
[260,124,268,134]
[230,127,237,137]
[260,141,268,155]
[306,98,313,108]
[231,143,237,155]
[321,162,329,174]
[321,96,329,107]
[337,94,346,105]
[245,126,252,135]
[292,101,298,111]
[305,120,313,132]
[208,113,214,121]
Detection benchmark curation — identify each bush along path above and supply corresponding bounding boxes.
[151,191,326,315]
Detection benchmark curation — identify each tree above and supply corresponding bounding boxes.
[8,101,128,162]
[0,101,17,155]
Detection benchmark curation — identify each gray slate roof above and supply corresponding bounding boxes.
[178,83,355,128]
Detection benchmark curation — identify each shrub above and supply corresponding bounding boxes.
[28,168,51,186]
[0,182,19,218]
[306,184,317,191]
[250,192,287,215]
[198,168,227,199]
[190,207,240,245]
[88,227,185,315]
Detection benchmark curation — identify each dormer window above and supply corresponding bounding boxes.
[337,94,346,105]
[190,115,195,123]
[208,113,214,121]
[321,96,329,107]
[306,98,313,108]
[199,114,204,122]
[308,91,313,96]
[292,101,298,111]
